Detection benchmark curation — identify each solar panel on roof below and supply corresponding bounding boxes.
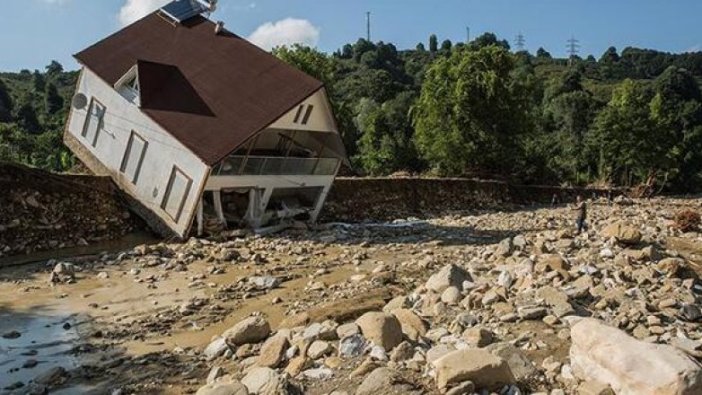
[160,0,209,23]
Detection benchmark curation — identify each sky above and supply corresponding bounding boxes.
[2,0,702,72]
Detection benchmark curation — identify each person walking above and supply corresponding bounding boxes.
[572,195,587,235]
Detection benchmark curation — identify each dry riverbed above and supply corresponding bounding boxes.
[1,197,701,394]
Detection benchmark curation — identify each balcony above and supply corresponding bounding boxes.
[211,156,340,176]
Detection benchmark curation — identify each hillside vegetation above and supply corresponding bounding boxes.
[2,33,702,191]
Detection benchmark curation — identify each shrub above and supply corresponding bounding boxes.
[674,210,701,232]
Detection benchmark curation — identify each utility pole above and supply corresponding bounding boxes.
[566,36,580,65]
[515,33,525,51]
[466,26,470,43]
[366,12,371,42]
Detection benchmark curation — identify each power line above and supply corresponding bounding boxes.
[515,33,525,51]
[566,36,581,60]
[366,12,371,41]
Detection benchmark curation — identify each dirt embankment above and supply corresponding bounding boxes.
[323,177,614,222]
[0,163,142,259]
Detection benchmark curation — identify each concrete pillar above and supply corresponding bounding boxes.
[196,198,204,236]
[213,190,226,227]
[310,184,332,222]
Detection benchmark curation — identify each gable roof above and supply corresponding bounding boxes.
[74,13,324,166]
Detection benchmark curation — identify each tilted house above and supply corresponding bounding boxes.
[64,6,347,237]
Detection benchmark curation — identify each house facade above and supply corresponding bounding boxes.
[64,7,346,237]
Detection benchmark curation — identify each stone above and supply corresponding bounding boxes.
[307,340,333,359]
[426,344,457,364]
[248,276,280,290]
[241,367,288,394]
[204,337,230,361]
[383,296,410,313]
[278,312,310,329]
[518,306,548,320]
[339,334,367,358]
[196,381,249,395]
[391,308,428,341]
[336,323,360,339]
[390,341,414,362]
[680,304,702,322]
[33,366,67,386]
[257,334,289,368]
[486,343,538,382]
[537,255,571,279]
[433,349,515,390]
[577,380,614,395]
[657,258,686,277]
[441,286,462,305]
[356,312,403,351]
[425,264,472,293]
[602,223,642,245]
[570,318,702,395]
[462,327,494,348]
[537,286,575,317]
[284,356,310,377]
[445,381,475,395]
[207,366,224,384]
[223,316,271,346]
[496,238,513,257]
[355,367,406,395]
[302,367,334,380]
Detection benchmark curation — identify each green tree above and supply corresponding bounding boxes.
[0,79,12,122]
[44,83,64,115]
[414,46,528,175]
[429,34,438,53]
[469,33,510,51]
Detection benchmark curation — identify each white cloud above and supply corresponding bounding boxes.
[685,44,702,53]
[248,18,320,51]
[118,0,171,27]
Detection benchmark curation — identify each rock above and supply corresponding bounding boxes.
[425,264,472,293]
[33,366,67,386]
[426,344,457,364]
[302,367,334,380]
[657,258,686,277]
[241,367,289,394]
[336,323,360,339]
[356,312,403,351]
[680,304,702,322]
[383,296,410,313]
[257,334,289,368]
[223,316,271,346]
[390,341,414,362]
[307,340,333,359]
[462,327,494,348]
[441,286,462,305]
[196,381,249,395]
[433,349,515,390]
[518,306,548,320]
[284,356,311,377]
[248,276,280,290]
[537,286,575,317]
[339,334,367,358]
[2,330,21,339]
[207,366,224,384]
[537,255,571,279]
[391,308,428,341]
[445,381,475,395]
[278,312,310,329]
[570,318,702,395]
[204,337,230,361]
[602,223,642,245]
[577,380,614,395]
[486,343,538,382]
[496,238,513,257]
[355,367,406,395]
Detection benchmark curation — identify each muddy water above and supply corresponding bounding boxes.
[0,310,79,388]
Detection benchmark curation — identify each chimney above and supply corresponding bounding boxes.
[215,21,225,35]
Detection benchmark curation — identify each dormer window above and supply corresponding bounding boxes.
[115,65,141,106]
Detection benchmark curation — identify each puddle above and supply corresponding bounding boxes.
[0,311,80,390]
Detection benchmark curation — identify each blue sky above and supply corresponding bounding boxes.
[2,0,702,71]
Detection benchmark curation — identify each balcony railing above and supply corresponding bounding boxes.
[212,156,339,176]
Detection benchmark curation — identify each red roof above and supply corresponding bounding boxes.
[75,13,324,166]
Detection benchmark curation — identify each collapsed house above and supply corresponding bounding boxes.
[63,1,347,237]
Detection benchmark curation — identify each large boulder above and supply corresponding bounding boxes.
[355,312,403,351]
[257,334,289,368]
[570,318,702,395]
[223,316,271,346]
[391,308,428,341]
[432,349,515,390]
[602,223,642,245]
[196,381,249,395]
[425,264,472,293]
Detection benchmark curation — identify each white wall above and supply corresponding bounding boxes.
[268,88,338,133]
[66,68,210,236]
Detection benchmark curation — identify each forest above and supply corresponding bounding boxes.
[2,33,702,192]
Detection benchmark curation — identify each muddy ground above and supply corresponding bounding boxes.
[1,197,701,394]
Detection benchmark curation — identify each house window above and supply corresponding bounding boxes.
[293,104,314,125]
[120,131,148,184]
[161,166,192,223]
[82,99,106,147]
